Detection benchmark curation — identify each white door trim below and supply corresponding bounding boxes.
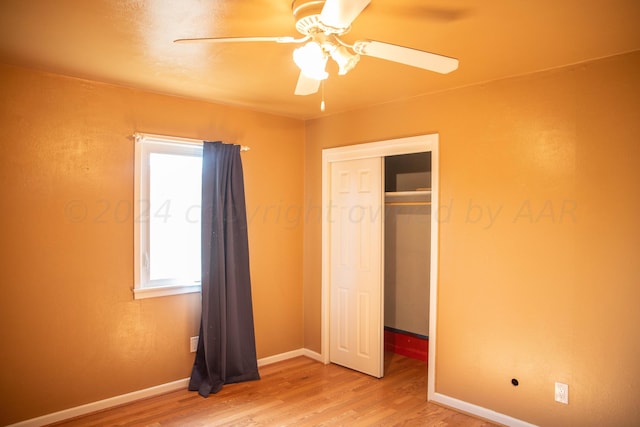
[321,134,439,399]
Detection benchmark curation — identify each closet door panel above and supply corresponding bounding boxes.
[329,157,383,378]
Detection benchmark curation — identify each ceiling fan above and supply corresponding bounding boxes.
[175,0,459,100]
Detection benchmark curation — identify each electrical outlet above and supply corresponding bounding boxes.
[190,336,199,353]
[555,382,569,404]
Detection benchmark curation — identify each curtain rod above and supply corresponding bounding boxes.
[133,132,250,152]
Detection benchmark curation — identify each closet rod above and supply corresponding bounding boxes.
[385,202,431,206]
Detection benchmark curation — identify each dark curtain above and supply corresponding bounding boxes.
[189,141,260,397]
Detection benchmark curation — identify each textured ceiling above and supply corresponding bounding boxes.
[0,0,639,119]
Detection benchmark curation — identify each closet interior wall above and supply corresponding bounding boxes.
[384,153,431,359]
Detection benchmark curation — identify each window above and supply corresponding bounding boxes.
[134,134,203,299]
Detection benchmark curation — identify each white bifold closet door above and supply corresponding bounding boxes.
[329,157,384,378]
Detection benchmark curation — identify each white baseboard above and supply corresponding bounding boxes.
[431,392,538,427]
[256,348,322,366]
[8,378,190,427]
[302,348,323,362]
[10,350,527,427]
[256,348,305,366]
[8,348,317,427]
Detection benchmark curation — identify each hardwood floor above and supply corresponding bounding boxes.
[50,353,498,426]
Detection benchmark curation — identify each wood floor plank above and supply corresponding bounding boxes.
[49,353,498,426]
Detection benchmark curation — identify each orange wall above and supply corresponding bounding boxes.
[303,51,640,426]
[2,50,638,426]
[0,63,304,424]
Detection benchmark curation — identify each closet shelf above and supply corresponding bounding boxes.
[385,190,431,197]
[385,190,431,206]
[385,201,431,206]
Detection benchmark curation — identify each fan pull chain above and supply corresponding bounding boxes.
[320,80,326,112]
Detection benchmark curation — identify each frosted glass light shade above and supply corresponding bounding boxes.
[330,45,359,75]
[293,42,328,80]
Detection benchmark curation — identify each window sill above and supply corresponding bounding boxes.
[133,284,201,300]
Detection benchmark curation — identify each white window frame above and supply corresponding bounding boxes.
[133,133,203,299]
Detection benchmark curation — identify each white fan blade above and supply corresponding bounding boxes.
[294,71,321,96]
[320,0,371,30]
[174,36,307,44]
[353,40,459,74]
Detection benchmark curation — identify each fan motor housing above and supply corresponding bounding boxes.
[292,0,324,20]
[292,0,349,35]
[292,0,324,35]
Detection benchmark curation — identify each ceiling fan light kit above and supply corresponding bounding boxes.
[293,41,330,80]
[175,0,459,108]
[330,44,360,75]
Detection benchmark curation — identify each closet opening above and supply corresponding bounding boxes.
[384,152,431,368]
[321,134,439,398]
